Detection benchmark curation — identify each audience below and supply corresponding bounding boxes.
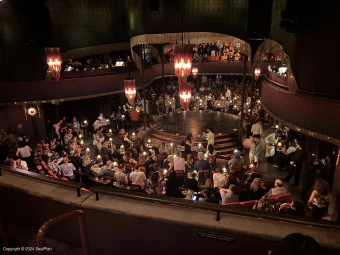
[194,152,210,170]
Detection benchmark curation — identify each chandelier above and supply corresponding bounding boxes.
[192,66,198,79]
[174,44,192,80]
[124,79,136,105]
[179,81,192,110]
[254,66,261,81]
[47,58,62,81]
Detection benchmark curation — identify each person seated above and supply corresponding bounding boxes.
[198,171,212,190]
[92,135,102,151]
[101,160,116,178]
[146,171,162,195]
[90,158,104,177]
[14,158,28,170]
[96,126,105,138]
[279,200,304,216]
[158,142,169,156]
[194,152,210,170]
[36,150,58,178]
[101,141,112,160]
[266,179,287,197]
[248,178,266,200]
[59,155,76,181]
[199,189,219,204]
[228,150,244,169]
[164,170,185,198]
[213,168,229,188]
[174,151,185,171]
[129,165,147,188]
[71,149,82,169]
[308,178,331,219]
[123,150,137,166]
[220,184,239,204]
[64,128,73,145]
[48,154,61,176]
[114,164,128,186]
[163,155,174,171]
[183,172,199,192]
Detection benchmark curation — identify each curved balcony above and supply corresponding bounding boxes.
[0,61,248,105]
[266,70,288,89]
[261,78,340,143]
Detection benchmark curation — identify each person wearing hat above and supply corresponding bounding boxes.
[228,150,244,169]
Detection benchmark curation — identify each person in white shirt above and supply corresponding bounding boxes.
[251,120,264,137]
[206,128,215,150]
[16,141,32,159]
[174,151,186,171]
[129,165,147,188]
[213,168,229,188]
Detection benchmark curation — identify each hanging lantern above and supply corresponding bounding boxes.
[45,47,62,81]
[174,44,192,80]
[192,66,198,79]
[124,79,136,105]
[179,81,192,110]
[254,66,261,81]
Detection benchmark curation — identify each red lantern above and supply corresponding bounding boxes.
[124,79,136,105]
[254,66,261,81]
[179,81,192,110]
[174,44,192,80]
[45,47,62,81]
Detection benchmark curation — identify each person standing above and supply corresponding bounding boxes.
[251,119,264,137]
[284,139,305,185]
[249,134,262,163]
[206,128,215,150]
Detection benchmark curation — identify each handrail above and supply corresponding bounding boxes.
[1,164,340,232]
[90,186,340,231]
[0,165,83,197]
[36,210,89,255]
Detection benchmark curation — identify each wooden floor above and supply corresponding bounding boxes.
[153,110,240,138]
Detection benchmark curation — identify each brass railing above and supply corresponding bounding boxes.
[36,210,89,255]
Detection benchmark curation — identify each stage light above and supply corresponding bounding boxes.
[27,107,37,117]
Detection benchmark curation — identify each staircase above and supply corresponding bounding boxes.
[146,124,241,161]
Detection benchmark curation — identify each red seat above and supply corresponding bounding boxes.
[223,202,243,207]
[271,193,292,203]
[241,200,256,208]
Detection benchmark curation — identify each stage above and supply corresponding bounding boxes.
[153,110,240,138]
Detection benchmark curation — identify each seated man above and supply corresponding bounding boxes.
[220,184,239,204]
[60,156,76,181]
[266,179,287,197]
[48,155,61,176]
[213,168,229,188]
[129,165,147,188]
[101,141,112,160]
[228,150,244,169]
[194,152,210,170]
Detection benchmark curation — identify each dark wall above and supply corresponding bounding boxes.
[0,0,128,80]
[126,0,250,40]
[47,0,128,51]
[269,0,340,95]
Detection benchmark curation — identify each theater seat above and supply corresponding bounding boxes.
[241,200,256,208]
[273,193,292,203]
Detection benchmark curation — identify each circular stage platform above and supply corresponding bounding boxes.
[149,111,241,160]
[153,110,240,137]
